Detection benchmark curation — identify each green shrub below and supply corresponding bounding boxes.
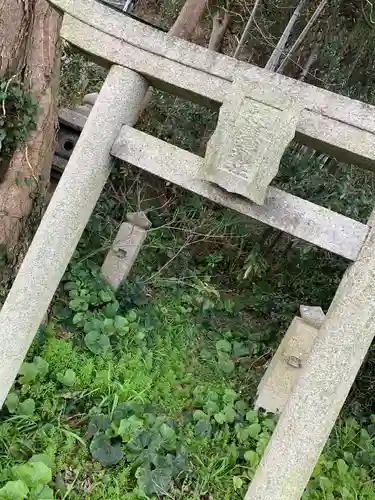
[0,77,38,182]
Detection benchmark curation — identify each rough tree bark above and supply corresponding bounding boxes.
[209,10,231,52]
[169,0,208,38]
[0,0,62,276]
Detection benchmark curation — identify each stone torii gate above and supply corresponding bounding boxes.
[1,0,375,498]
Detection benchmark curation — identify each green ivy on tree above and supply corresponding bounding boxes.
[0,76,38,182]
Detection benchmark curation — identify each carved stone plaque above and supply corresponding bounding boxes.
[202,72,303,204]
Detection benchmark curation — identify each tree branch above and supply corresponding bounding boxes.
[277,0,327,74]
[265,0,308,72]
[209,10,231,52]
[299,43,320,81]
[233,0,262,59]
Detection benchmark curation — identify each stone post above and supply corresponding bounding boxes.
[246,213,375,499]
[255,310,323,414]
[0,66,148,407]
[101,211,151,291]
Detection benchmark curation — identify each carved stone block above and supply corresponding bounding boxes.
[202,73,303,204]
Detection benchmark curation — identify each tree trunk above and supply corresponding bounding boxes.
[233,0,262,59]
[208,10,231,52]
[169,0,208,38]
[140,0,209,113]
[0,0,62,278]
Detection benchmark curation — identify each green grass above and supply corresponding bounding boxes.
[0,257,374,499]
[0,267,257,498]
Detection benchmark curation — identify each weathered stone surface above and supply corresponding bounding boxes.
[52,155,68,172]
[101,221,148,291]
[300,305,325,329]
[255,317,319,414]
[246,214,375,499]
[126,211,152,230]
[112,126,369,261]
[55,126,79,160]
[58,106,369,260]
[59,108,87,131]
[83,92,98,107]
[50,0,375,171]
[0,66,148,408]
[74,104,92,117]
[202,74,303,203]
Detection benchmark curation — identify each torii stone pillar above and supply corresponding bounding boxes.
[0,66,148,407]
[246,210,375,499]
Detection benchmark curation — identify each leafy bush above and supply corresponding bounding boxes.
[52,260,138,355]
[0,77,38,182]
[0,456,53,500]
[88,401,186,496]
[303,417,375,499]
[0,259,374,498]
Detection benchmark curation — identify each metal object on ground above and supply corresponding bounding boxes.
[53,101,94,174]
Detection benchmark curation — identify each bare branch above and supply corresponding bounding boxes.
[265,0,308,72]
[299,43,319,81]
[233,0,262,59]
[277,0,328,74]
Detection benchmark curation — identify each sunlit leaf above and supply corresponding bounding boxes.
[0,480,29,500]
